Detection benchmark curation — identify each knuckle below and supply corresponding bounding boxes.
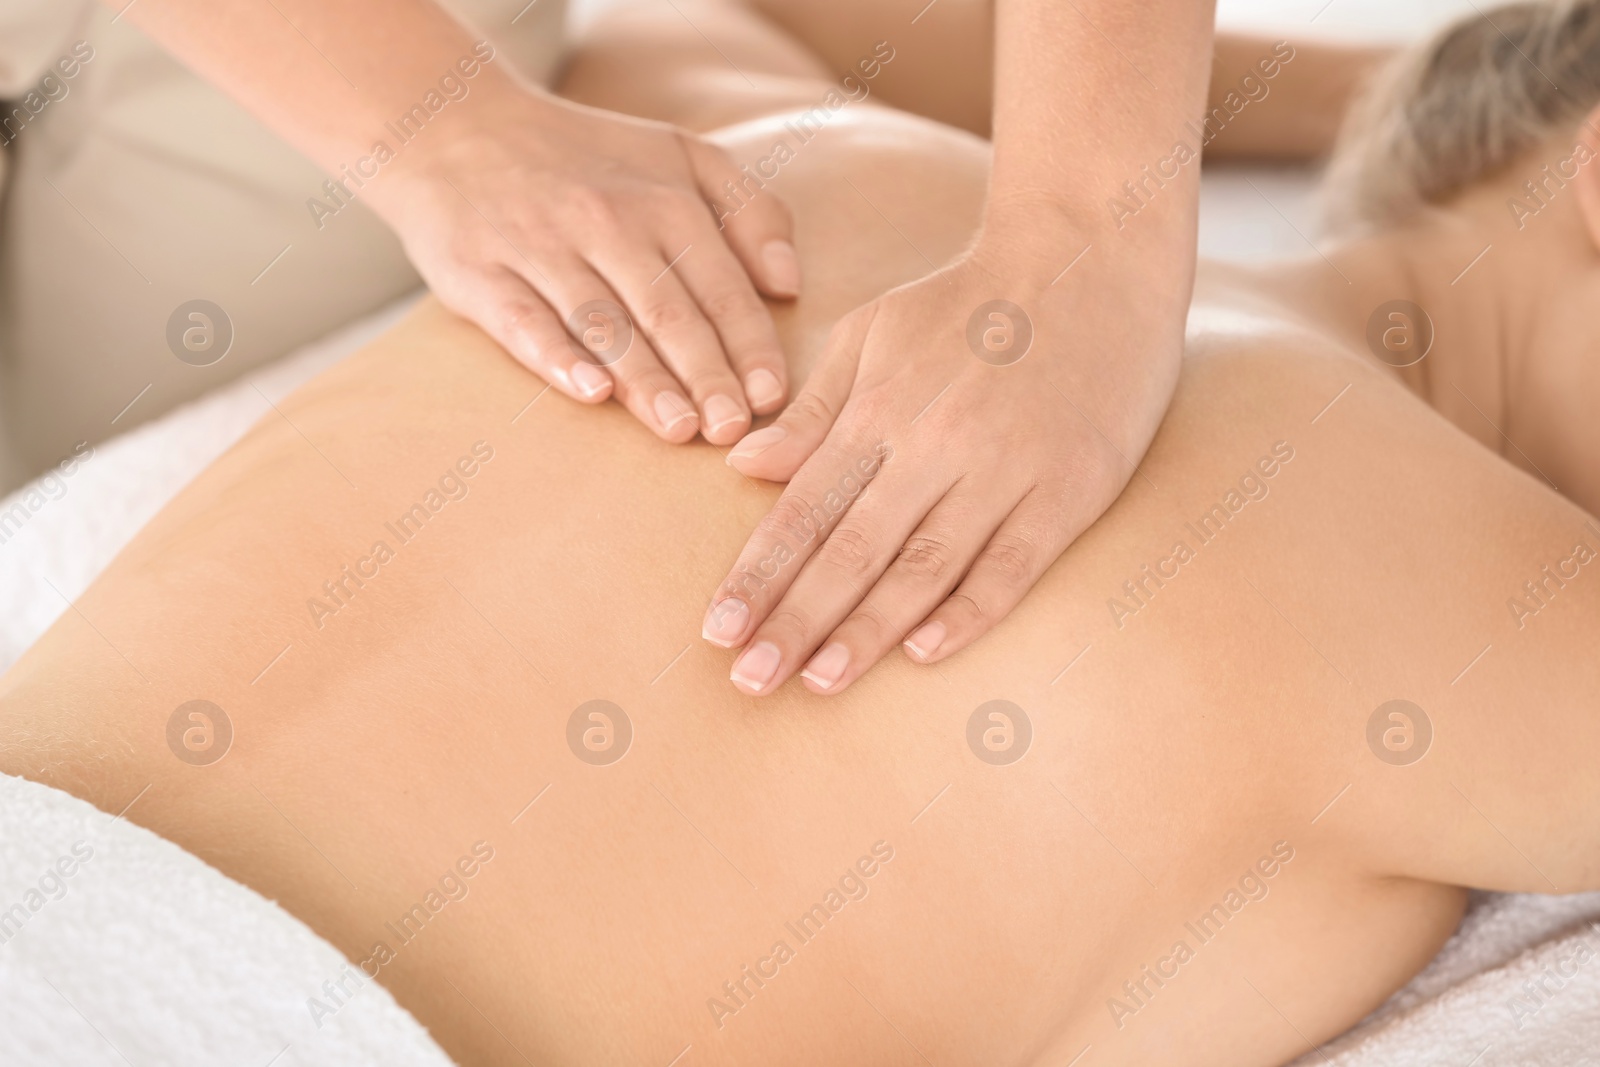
[494,299,545,338]
[782,390,835,430]
[895,534,956,581]
[945,590,990,626]
[980,534,1035,587]
[843,599,895,642]
[757,495,819,548]
[853,392,896,427]
[608,366,672,402]
[762,606,814,643]
[676,366,737,396]
[815,523,877,579]
[699,286,763,324]
[639,299,701,335]
[565,186,617,228]
[719,571,774,611]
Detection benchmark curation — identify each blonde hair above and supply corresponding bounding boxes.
[1324,0,1600,231]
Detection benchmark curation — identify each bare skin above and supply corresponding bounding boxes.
[6,9,1600,1067]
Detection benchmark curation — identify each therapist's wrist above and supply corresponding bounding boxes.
[970,202,1199,304]
[984,169,1200,237]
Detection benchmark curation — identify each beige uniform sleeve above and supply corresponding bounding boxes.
[0,0,566,491]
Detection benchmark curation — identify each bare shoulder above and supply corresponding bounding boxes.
[1149,297,1600,897]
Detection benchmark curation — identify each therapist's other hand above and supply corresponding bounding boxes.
[374,87,798,444]
[702,240,1187,695]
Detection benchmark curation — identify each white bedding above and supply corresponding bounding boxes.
[0,771,454,1067]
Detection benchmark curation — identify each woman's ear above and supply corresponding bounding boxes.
[1576,105,1600,251]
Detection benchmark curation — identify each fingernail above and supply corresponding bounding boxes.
[904,621,946,661]
[727,424,786,463]
[654,392,698,433]
[702,598,750,646]
[731,640,782,692]
[569,361,610,400]
[761,240,800,297]
[704,394,745,435]
[744,368,784,409]
[801,642,850,690]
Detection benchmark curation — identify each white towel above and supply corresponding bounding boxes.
[1287,890,1600,1065]
[0,771,454,1067]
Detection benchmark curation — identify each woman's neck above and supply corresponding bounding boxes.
[1209,182,1600,510]
[1216,217,1500,400]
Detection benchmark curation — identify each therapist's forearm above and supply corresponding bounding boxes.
[107,0,525,174]
[986,0,1217,262]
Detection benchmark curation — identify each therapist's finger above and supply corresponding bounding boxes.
[586,238,754,444]
[438,266,612,403]
[724,305,875,481]
[702,312,870,641]
[726,466,950,696]
[663,214,790,417]
[518,259,702,442]
[702,421,894,652]
[903,490,1065,665]
[683,134,801,301]
[799,478,1027,694]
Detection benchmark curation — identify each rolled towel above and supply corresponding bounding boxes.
[0,771,455,1067]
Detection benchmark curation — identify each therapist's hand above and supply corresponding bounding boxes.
[374,87,799,444]
[701,231,1188,695]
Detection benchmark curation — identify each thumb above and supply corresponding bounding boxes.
[684,134,801,299]
[725,304,875,481]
